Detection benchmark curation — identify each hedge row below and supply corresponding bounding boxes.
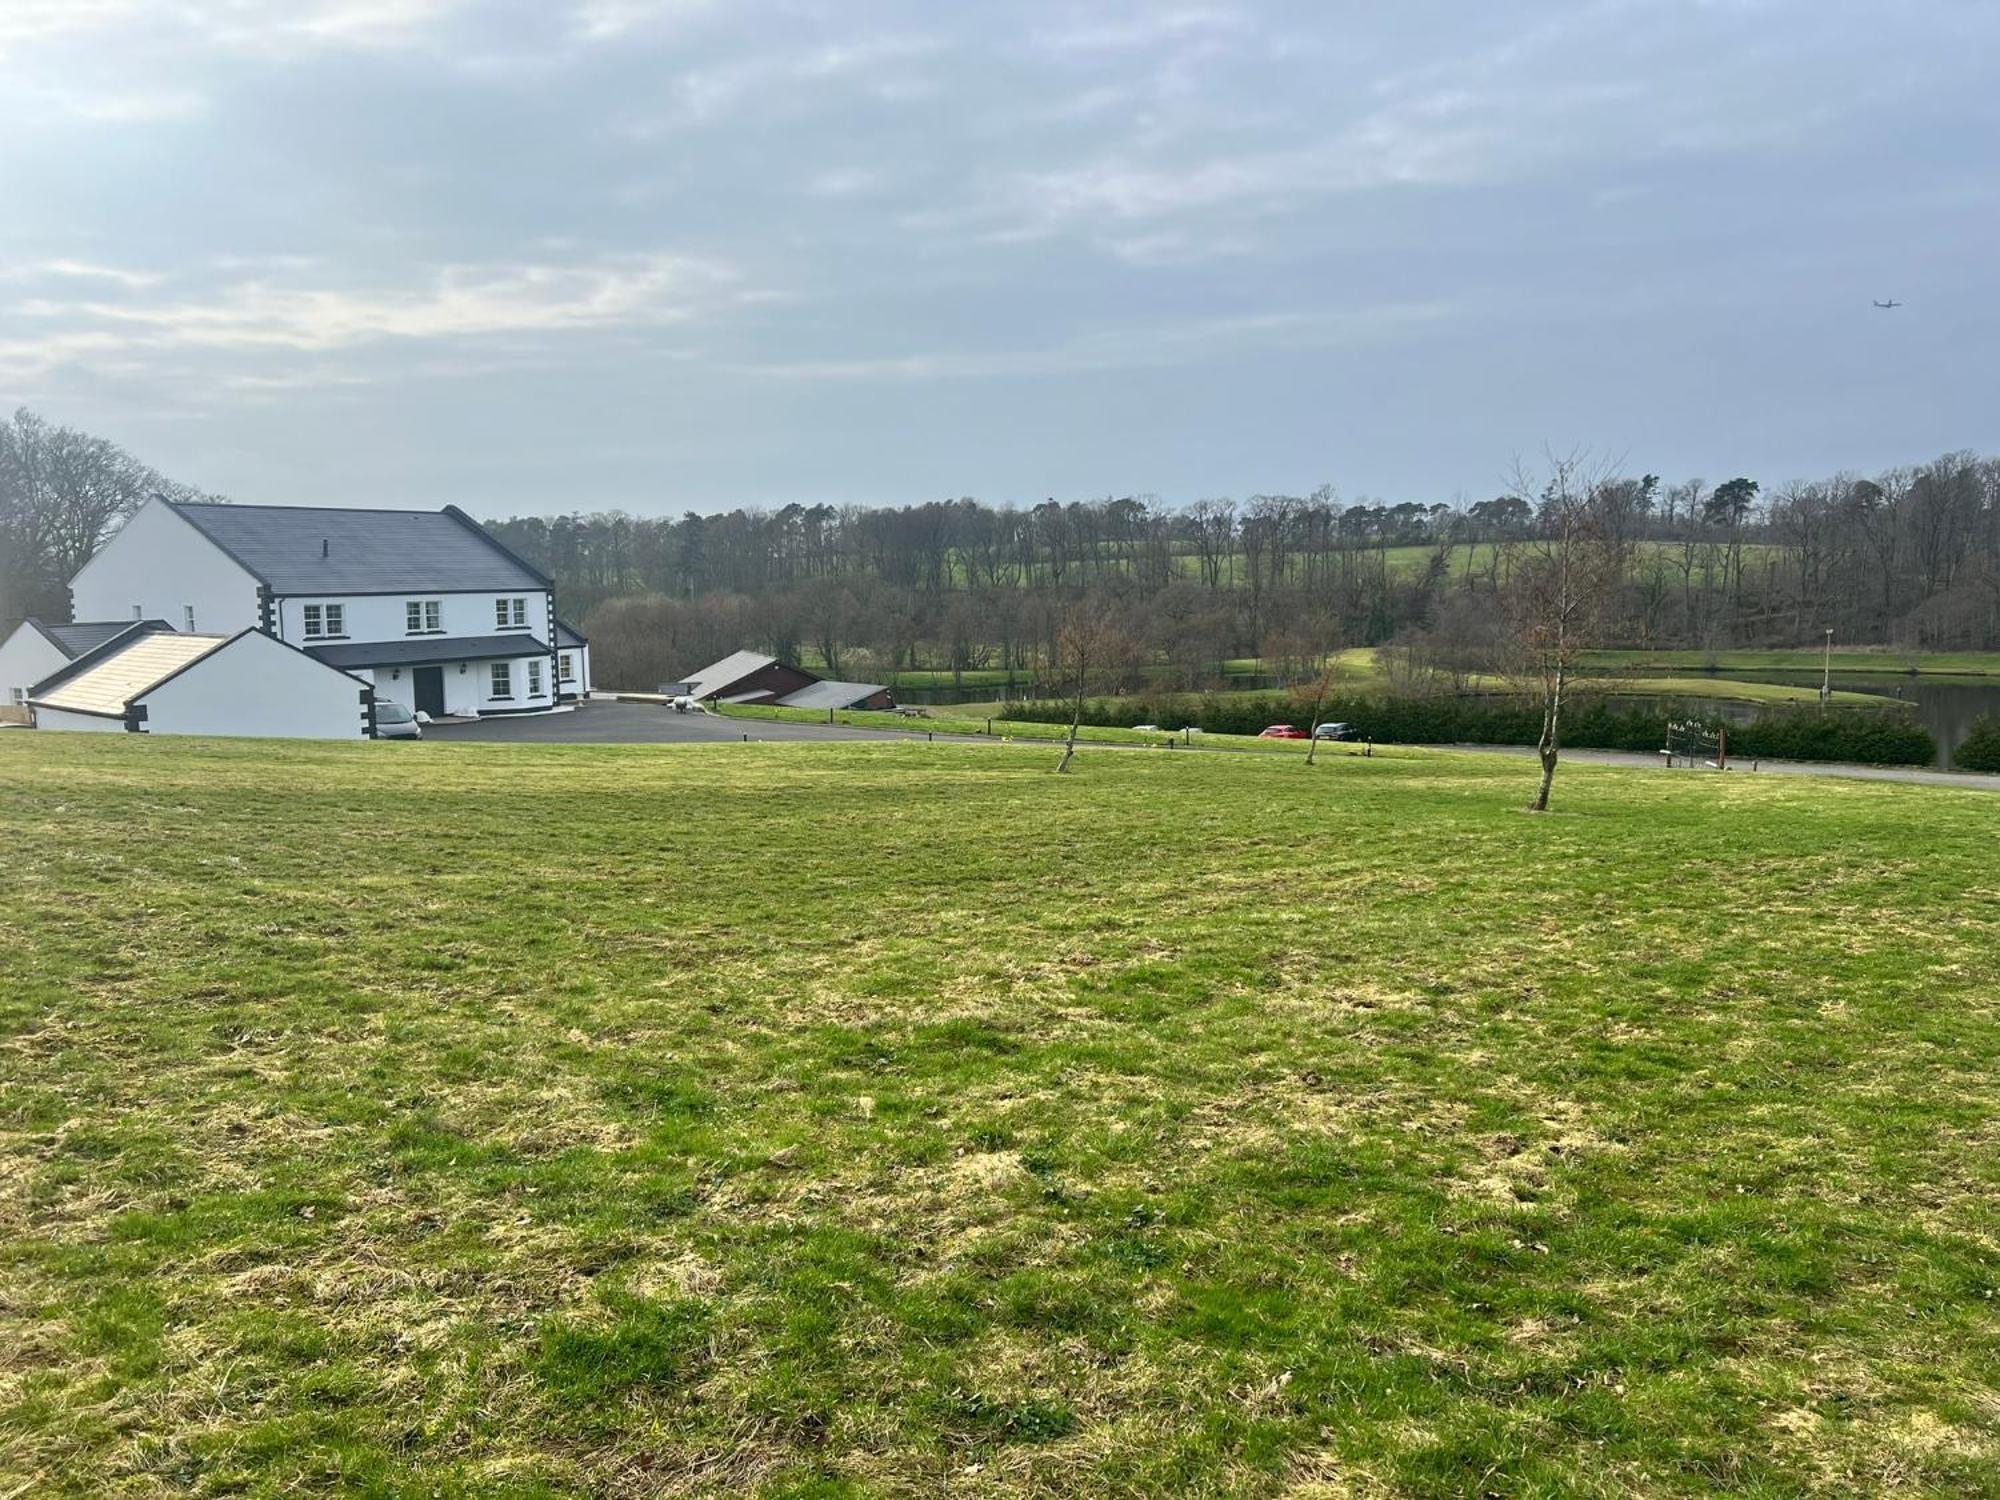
[1004,693,1938,766]
[1954,715,2000,772]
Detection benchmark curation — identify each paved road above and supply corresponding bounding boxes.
[428,699,2000,791]
[1457,742,2000,792]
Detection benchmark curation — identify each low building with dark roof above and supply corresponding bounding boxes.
[678,651,893,711]
[65,495,588,720]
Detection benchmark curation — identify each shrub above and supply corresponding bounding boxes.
[1728,708,1936,766]
[1953,715,2000,773]
[1001,693,1935,766]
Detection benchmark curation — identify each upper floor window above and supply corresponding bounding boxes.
[496,596,529,629]
[406,599,442,634]
[303,603,345,639]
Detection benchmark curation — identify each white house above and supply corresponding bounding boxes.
[29,627,373,739]
[69,497,589,718]
[0,617,167,710]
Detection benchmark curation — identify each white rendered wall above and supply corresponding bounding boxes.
[69,498,262,632]
[275,587,554,647]
[557,643,590,696]
[367,652,555,716]
[31,706,126,733]
[0,624,70,706]
[139,632,369,739]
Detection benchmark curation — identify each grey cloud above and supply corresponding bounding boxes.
[0,0,1994,510]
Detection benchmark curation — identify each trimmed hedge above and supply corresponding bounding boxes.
[1004,692,1937,766]
[1954,715,2000,773]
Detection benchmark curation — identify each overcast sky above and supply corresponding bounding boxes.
[2,1,1994,518]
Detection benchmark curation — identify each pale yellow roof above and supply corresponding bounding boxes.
[34,633,230,716]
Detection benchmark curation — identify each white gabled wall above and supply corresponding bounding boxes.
[138,631,370,739]
[69,499,263,632]
[0,624,70,708]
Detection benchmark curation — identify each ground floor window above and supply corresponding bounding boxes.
[490,661,512,698]
[558,651,575,681]
[527,659,544,697]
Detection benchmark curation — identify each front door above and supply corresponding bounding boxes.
[411,666,445,717]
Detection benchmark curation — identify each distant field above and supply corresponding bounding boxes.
[4,735,1997,1495]
[1580,648,2000,677]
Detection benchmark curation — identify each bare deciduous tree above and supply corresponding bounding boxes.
[1501,452,1632,813]
[1050,603,1133,774]
[1300,650,1347,766]
[1,409,219,629]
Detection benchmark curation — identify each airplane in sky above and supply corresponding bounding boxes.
[1873,299,1903,309]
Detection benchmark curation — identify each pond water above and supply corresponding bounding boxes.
[1612,672,2000,767]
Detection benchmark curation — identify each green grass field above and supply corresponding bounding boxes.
[717,702,1340,750]
[4,735,1998,1496]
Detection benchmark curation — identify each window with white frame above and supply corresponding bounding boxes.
[303,603,345,639]
[558,652,575,681]
[495,596,529,629]
[527,659,544,697]
[406,599,442,634]
[490,661,513,698]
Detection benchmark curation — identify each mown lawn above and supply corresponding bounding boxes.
[2,735,1997,1498]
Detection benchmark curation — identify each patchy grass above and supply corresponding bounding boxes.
[2,734,1998,1497]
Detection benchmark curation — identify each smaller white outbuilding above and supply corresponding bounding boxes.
[0,618,168,710]
[30,627,375,739]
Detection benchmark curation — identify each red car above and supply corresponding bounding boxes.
[1258,724,1308,739]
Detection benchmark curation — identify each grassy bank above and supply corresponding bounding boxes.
[1578,648,2000,677]
[716,701,1334,754]
[4,736,1997,1495]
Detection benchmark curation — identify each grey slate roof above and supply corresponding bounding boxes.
[555,618,588,648]
[30,618,170,658]
[777,679,889,710]
[305,635,551,669]
[681,650,778,699]
[168,501,549,595]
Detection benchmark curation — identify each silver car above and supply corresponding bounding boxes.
[375,701,423,740]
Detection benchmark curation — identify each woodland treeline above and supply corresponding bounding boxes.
[483,451,2000,690]
[8,407,1996,694]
